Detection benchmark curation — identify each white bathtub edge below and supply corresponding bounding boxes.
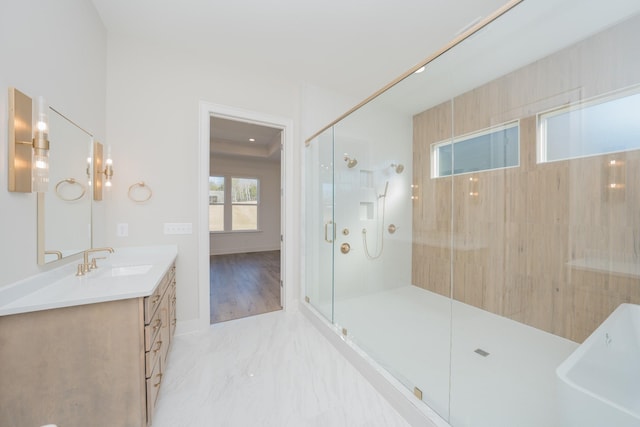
[556,303,640,424]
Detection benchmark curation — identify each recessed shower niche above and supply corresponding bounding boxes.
[359,169,374,220]
[359,202,374,220]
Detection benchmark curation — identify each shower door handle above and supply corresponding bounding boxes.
[324,220,335,243]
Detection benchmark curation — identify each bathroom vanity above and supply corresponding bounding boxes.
[0,245,177,427]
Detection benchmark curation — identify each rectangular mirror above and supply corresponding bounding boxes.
[37,108,93,264]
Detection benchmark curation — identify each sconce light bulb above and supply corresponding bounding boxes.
[34,96,49,135]
[32,152,49,192]
[105,181,112,188]
[106,158,113,165]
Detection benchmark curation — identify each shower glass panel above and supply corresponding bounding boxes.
[305,1,640,426]
[304,128,335,322]
[443,2,640,426]
[330,85,451,415]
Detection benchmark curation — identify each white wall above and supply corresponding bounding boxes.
[299,82,414,310]
[0,0,106,288]
[333,103,413,300]
[104,35,300,331]
[210,156,281,255]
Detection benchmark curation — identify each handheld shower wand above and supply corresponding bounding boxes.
[364,180,390,260]
[378,181,389,199]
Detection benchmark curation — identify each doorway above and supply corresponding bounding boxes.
[209,117,283,323]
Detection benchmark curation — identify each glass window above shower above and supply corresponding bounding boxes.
[431,121,520,178]
[538,88,640,163]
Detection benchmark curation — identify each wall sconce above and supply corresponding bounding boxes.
[606,159,625,189]
[602,158,625,202]
[468,176,479,198]
[8,87,50,193]
[93,141,114,201]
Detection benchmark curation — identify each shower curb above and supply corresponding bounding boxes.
[300,302,449,427]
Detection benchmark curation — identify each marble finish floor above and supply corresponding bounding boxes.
[153,310,411,427]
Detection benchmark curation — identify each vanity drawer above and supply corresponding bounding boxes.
[145,331,164,378]
[144,316,162,352]
[143,263,174,324]
[144,285,163,324]
[169,285,177,339]
[146,357,163,426]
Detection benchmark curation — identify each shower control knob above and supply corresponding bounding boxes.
[340,243,351,254]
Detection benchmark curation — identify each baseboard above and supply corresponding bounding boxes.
[300,302,450,427]
[175,318,202,336]
[209,246,280,256]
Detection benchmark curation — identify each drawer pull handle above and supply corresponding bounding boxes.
[154,373,163,387]
[153,318,162,330]
[152,295,161,304]
[172,319,177,326]
[153,340,163,353]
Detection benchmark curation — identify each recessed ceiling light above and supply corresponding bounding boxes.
[249,138,256,142]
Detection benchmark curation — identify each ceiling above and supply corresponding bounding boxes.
[89,0,510,161]
[374,0,640,117]
[210,117,282,161]
[90,0,511,100]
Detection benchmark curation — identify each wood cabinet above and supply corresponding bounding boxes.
[144,263,176,426]
[0,262,176,427]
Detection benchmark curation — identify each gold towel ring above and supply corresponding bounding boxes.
[55,178,86,201]
[128,181,153,203]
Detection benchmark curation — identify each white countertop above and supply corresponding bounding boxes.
[0,245,177,316]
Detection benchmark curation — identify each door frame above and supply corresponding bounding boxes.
[198,101,294,330]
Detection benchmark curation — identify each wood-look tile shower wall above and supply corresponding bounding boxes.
[412,15,640,343]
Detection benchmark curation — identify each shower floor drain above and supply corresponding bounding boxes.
[474,348,490,357]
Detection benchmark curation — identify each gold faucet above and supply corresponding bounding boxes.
[77,247,115,276]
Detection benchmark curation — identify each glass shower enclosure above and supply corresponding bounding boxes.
[304,0,640,426]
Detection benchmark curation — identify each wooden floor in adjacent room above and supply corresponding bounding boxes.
[210,250,282,324]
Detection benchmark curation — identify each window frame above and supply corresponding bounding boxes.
[208,176,225,232]
[230,176,260,232]
[431,120,520,178]
[537,86,640,164]
[209,175,261,234]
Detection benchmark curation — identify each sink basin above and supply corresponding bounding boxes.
[95,264,153,278]
[112,265,153,276]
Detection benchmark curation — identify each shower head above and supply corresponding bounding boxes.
[391,163,404,174]
[344,155,358,168]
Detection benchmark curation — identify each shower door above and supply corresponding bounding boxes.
[304,127,335,322]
